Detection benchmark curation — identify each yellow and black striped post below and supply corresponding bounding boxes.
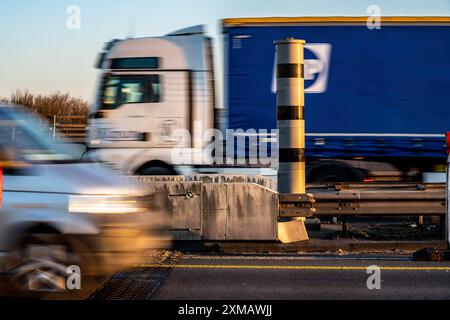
[275,38,306,194]
[275,38,309,242]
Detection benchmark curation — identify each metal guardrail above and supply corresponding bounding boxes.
[133,177,446,218]
[47,115,87,142]
[279,183,446,218]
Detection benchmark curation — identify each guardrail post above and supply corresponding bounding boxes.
[341,216,349,238]
[52,115,57,139]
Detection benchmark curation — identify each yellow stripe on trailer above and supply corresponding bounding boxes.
[222,16,450,27]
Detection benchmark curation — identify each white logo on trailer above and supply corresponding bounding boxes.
[272,43,332,94]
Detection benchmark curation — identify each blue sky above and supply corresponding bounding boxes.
[1,0,450,105]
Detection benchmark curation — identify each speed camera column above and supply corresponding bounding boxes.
[275,37,306,194]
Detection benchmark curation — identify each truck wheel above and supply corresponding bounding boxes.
[6,234,81,297]
[307,162,365,183]
[138,166,176,176]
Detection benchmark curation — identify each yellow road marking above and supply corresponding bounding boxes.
[134,264,450,271]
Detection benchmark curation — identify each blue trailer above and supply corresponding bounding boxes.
[223,17,450,181]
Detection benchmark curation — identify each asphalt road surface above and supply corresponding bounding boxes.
[2,252,449,300]
[147,253,450,300]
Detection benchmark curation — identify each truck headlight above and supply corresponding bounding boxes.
[68,195,146,214]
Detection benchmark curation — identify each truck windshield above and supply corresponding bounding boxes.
[0,107,82,163]
[100,74,160,110]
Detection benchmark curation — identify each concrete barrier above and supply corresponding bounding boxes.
[133,174,277,190]
[130,176,280,241]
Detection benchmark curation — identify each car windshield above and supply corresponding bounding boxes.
[0,107,82,163]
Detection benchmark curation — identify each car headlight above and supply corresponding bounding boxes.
[68,195,146,214]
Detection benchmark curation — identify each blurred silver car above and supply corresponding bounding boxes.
[0,105,161,294]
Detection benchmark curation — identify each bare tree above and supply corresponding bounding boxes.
[1,90,90,122]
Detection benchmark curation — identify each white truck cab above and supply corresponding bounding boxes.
[88,26,215,175]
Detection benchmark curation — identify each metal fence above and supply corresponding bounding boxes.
[47,115,87,142]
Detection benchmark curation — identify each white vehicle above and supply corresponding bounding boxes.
[0,105,158,294]
[88,25,277,178]
[88,26,218,176]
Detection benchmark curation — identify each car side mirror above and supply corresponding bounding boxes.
[0,146,31,174]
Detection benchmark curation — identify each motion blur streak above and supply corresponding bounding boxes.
[0,104,170,297]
